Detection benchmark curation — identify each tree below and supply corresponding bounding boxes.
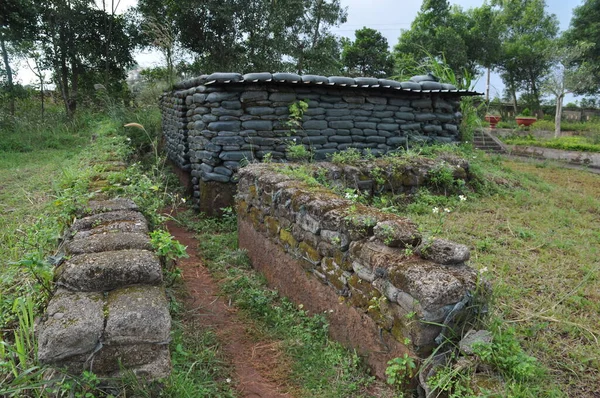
[564,0,600,92]
[36,0,136,117]
[284,0,347,75]
[393,1,500,82]
[135,0,347,75]
[542,42,595,137]
[492,0,559,112]
[341,27,393,77]
[0,0,37,115]
[461,5,503,101]
[394,1,468,78]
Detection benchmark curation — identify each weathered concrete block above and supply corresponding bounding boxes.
[72,220,148,240]
[83,199,138,216]
[417,238,470,265]
[329,120,354,129]
[105,285,171,345]
[374,219,421,248]
[93,344,171,378]
[56,250,162,292]
[38,290,104,364]
[71,210,147,232]
[378,123,400,131]
[270,92,296,102]
[66,233,152,255]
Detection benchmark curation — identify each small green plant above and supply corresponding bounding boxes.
[378,224,396,246]
[285,100,309,135]
[13,255,54,297]
[519,108,532,117]
[369,166,387,187]
[367,295,387,312]
[328,148,363,164]
[472,323,543,382]
[261,152,273,163]
[428,161,457,195]
[426,359,478,398]
[430,205,452,236]
[150,229,188,262]
[385,354,417,394]
[286,140,312,162]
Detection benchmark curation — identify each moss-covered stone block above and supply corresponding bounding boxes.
[321,257,348,291]
[279,228,298,249]
[366,296,394,330]
[261,190,273,206]
[236,199,249,215]
[348,274,381,310]
[299,241,321,264]
[248,207,265,230]
[264,216,280,237]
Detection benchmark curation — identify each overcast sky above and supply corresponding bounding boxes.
[329,0,583,100]
[17,0,585,101]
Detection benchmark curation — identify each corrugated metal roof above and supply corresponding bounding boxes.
[173,72,482,96]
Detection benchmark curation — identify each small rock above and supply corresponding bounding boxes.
[459,329,493,355]
[417,238,470,265]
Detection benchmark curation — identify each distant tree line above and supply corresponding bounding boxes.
[1,0,599,126]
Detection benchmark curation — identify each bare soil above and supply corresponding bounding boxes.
[164,215,295,398]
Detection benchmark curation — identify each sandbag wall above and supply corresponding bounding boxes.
[236,162,483,377]
[159,89,190,171]
[160,72,478,213]
[37,198,171,379]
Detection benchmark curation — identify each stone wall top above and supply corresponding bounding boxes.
[170,72,482,97]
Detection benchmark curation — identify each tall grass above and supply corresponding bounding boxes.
[392,52,484,144]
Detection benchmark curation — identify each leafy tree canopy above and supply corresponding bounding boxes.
[136,0,347,75]
[492,0,559,110]
[341,27,393,78]
[564,0,600,92]
[393,1,501,80]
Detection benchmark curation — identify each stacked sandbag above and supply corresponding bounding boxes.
[38,198,171,379]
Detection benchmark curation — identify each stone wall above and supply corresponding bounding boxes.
[160,72,479,213]
[38,198,171,379]
[236,161,484,378]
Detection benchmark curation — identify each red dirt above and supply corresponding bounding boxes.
[164,215,293,398]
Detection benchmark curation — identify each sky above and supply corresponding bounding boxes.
[16,0,585,101]
[329,0,583,100]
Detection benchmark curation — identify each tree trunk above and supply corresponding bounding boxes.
[59,56,71,118]
[165,46,173,87]
[38,62,45,121]
[103,0,115,88]
[0,33,15,116]
[554,93,564,138]
[311,0,323,49]
[296,43,305,75]
[69,59,79,117]
[511,87,518,115]
[486,66,491,102]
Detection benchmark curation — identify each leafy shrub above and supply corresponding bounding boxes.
[531,120,555,131]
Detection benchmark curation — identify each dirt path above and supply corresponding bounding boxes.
[164,216,293,398]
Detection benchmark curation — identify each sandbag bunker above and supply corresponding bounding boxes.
[236,161,486,379]
[160,72,480,214]
[37,198,171,379]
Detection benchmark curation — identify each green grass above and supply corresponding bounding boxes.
[503,134,600,153]
[0,105,232,397]
[400,154,600,396]
[179,209,386,397]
